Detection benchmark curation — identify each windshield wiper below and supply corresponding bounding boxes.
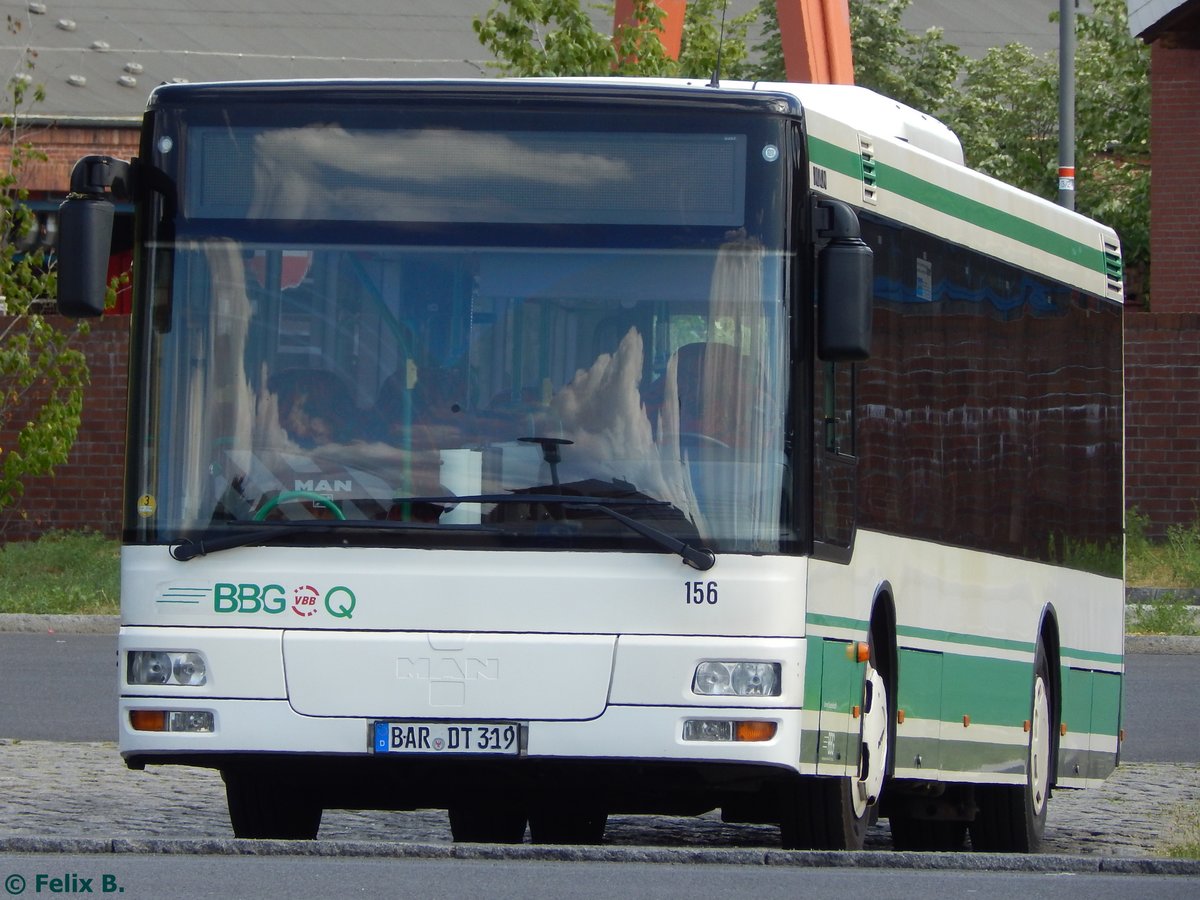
[404,491,716,571]
[169,518,468,561]
[171,491,716,571]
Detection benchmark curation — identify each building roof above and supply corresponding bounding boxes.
[1127,0,1200,38]
[1,0,1077,123]
[2,0,499,120]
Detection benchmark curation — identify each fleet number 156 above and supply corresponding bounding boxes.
[685,581,718,605]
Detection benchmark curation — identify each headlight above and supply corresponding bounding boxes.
[692,661,780,697]
[128,651,208,686]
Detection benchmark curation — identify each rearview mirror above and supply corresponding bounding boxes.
[815,199,874,361]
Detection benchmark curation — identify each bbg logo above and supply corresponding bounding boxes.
[213,583,356,619]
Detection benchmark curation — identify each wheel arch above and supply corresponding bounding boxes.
[869,581,898,781]
[1036,603,1063,789]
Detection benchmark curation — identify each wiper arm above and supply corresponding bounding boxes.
[404,492,715,571]
[573,501,716,571]
[170,518,462,561]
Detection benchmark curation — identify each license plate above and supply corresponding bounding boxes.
[372,721,521,755]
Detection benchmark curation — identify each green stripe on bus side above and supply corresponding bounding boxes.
[805,136,1107,276]
[807,135,863,181]
[810,613,1121,670]
[1061,646,1124,667]
[896,623,1034,656]
[806,612,867,633]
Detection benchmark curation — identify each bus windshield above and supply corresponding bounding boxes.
[131,101,794,555]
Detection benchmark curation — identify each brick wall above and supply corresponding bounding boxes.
[0,315,129,541]
[19,125,140,192]
[1122,39,1200,535]
[1125,310,1200,533]
[1145,42,1200,315]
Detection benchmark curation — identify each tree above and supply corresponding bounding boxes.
[0,15,90,530]
[938,0,1149,296]
[473,0,762,79]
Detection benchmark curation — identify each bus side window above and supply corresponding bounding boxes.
[814,359,856,551]
[821,361,855,456]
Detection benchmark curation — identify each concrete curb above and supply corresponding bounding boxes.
[0,614,118,634]
[0,836,1198,875]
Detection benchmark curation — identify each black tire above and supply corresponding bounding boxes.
[528,805,608,845]
[222,767,322,840]
[781,626,892,850]
[448,804,528,843]
[780,775,872,850]
[889,816,968,851]
[969,641,1053,852]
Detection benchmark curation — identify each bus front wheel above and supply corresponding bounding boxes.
[781,646,890,850]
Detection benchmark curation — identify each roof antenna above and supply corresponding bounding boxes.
[707,0,730,88]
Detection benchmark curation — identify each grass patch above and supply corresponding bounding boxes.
[1126,509,1200,589]
[1163,801,1200,859]
[1127,592,1200,636]
[0,531,120,615]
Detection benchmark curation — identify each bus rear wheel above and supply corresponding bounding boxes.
[222,767,322,840]
[969,641,1053,852]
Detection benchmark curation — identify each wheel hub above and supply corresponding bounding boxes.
[855,664,889,816]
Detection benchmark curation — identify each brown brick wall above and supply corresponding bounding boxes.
[1147,43,1200,315]
[18,124,139,192]
[0,315,129,541]
[1125,310,1200,534]
[1121,40,1200,536]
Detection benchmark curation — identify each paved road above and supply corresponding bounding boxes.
[0,853,1196,900]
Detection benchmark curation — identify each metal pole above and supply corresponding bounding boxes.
[1058,0,1076,210]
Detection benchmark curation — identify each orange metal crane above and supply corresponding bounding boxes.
[613,0,854,84]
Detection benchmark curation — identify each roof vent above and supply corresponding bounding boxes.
[57,19,77,32]
[90,40,111,52]
[124,62,144,75]
[66,74,87,87]
[117,74,138,88]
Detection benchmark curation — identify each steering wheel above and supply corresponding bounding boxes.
[253,490,347,522]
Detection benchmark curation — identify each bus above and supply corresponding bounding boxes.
[57,78,1124,852]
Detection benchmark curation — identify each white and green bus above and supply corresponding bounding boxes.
[58,78,1124,851]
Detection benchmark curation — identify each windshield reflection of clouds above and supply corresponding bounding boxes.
[248,128,634,221]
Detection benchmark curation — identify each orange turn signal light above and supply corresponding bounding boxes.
[129,710,168,732]
[844,642,871,663]
[735,721,777,742]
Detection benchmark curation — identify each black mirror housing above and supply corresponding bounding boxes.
[56,196,114,317]
[815,199,874,361]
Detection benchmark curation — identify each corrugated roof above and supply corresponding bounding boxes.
[2,0,501,119]
[2,0,1074,122]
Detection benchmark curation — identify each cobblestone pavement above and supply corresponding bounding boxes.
[1,740,1197,856]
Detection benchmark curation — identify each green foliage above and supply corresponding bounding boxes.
[1164,802,1200,859]
[0,530,119,614]
[1127,508,1200,592]
[849,0,963,116]
[1126,591,1200,637]
[0,18,90,527]
[473,0,766,80]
